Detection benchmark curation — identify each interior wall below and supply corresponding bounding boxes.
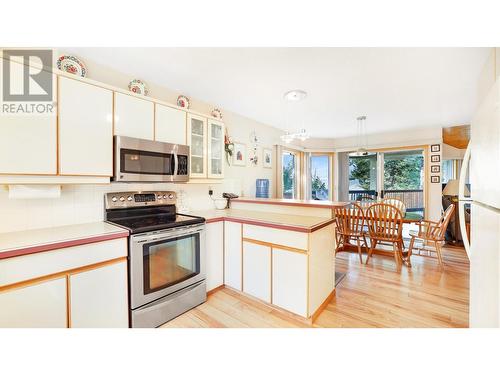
[0,51,284,234]
[442,143,466,160]
[303,126,442,151]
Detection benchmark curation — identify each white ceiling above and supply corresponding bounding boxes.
[64,48,489,139]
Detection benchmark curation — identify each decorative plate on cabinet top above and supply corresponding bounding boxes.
[177,95,191,109]
[128,79,149,96]
[56,55,87,77]
[211,108,223,119]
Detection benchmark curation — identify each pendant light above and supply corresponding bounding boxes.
[349,116,371,157]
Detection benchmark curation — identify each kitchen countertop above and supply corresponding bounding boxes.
[232,197,350,209]
[190,209,335,233]
[0,222,129,260]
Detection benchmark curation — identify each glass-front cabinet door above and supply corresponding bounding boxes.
[187,114,207,178]
[207,119,225,178]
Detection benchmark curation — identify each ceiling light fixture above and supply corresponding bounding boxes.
[283,89,307,102]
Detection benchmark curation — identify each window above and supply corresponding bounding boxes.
[282,151,297,199]
[382,150,424,215]
[442,159,453,183]
[383,150,423,191]
[347,149,425,215]
[348,153,378,200]
[310,155,330,200]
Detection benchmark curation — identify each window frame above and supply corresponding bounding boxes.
[281,148,301,199]
[308,153,334,201]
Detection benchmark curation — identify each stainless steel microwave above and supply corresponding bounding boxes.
[113,136,189,182]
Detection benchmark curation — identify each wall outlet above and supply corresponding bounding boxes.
[208,187,213,196]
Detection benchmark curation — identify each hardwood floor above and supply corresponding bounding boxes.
[161,244,469,328]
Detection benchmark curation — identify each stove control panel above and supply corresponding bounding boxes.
[105,191,176,209]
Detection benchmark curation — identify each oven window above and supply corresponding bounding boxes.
[121,148,174,175]
[143,233,200,294]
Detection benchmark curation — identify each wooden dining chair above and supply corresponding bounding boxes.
[382,197,407,216]
[407,204,455,270]
[333,203,368,263]
[365,203,405,271]
[382,197,407,249]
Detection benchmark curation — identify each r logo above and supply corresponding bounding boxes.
[2,49,53,102]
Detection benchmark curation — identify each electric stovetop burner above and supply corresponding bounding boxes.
[104,191,205,234]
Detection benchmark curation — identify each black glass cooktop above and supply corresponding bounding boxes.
[107,213,205,234]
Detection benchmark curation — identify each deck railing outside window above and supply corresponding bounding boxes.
[349,189,424,213]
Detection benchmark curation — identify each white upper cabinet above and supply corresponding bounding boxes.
[0,59,57,175]
[207,119,225,178]
[155,104,186,144]
[114,92,154,140]
[187,114,208,178]
[58,77,113,176]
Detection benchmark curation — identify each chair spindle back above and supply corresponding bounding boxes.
[365,203,403,241]
[333,203,365,235]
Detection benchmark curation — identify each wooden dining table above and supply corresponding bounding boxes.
[336,201,423,257]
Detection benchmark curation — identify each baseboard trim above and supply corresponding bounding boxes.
[207,285,225,296]
[222,285,312,325]
[311,289,336,323]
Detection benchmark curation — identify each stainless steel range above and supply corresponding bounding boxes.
[105,191,206,328]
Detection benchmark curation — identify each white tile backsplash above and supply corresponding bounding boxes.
[0,182,222,234]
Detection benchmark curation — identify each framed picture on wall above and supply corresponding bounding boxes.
[431,175,440,183]
[232,142,246,166]
[263,148,272,168]
[431,144,441,152]
[431,165,440,173]
[431,155,440,163]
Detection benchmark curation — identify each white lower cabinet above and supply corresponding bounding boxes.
[224,221,242,290]
[69,260,128,328]
[0,237,128,328]
[243,241,271,303]
[205,221,224,292]
[0,278,67,328]
[272,249,308,317]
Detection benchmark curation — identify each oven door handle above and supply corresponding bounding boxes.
[131,225,205,243]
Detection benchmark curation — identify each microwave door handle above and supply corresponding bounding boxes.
[173,152,179,176]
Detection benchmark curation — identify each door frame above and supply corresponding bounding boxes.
[348,145,429,218]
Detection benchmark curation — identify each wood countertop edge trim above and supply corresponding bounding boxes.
[233,198,350,209]
[205,216,226,224]
[205,216,335,233]
[0,231,129,260]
